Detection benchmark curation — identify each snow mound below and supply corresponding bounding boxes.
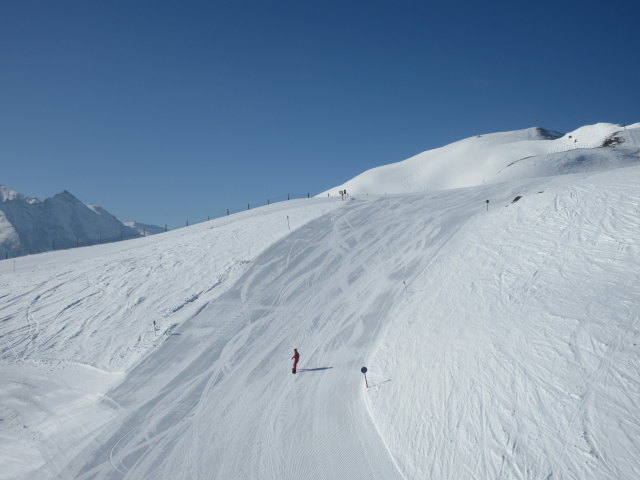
[320,122,640,196]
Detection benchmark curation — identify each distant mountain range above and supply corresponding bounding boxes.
[0,186,161,257]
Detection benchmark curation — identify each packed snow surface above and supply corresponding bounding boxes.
[0,199,342,477]
[1,123,640,479]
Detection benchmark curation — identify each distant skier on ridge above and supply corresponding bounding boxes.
[292,348,300,374]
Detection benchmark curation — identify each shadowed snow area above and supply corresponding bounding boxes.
[1,124,640,479]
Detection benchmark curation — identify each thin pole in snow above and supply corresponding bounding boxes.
[361,366,368,388]
[287,216,290,230]
[486,199,490,212]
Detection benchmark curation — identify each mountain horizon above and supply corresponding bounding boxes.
[0,186,147,257]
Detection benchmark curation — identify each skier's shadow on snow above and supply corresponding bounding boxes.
[162,333,182,341]
[297,367,333,373]
[405,288,428,294]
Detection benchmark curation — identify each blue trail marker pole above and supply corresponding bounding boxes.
[361,367,368,388]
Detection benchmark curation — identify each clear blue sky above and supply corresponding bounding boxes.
[2,0,638,227]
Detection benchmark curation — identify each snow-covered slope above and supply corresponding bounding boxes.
[321,123,640,196]
[1,124,640,479]
[51,169,640,479]
[367,169,640,479]
[0,198,343,477]
[0,199,341,372]
[0,187,142,257]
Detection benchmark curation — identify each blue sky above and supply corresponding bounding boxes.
[1,0,638,227]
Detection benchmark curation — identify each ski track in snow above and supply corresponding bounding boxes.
[366,168,640,479]
[58,179,558,479]
[0,199,342,478]
[63,197,414,479]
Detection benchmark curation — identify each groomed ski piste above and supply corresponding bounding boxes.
[1,123,640,479]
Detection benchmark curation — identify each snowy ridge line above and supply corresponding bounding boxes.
[0,192,320,260]
[169,192,319,230]
[321,122,640,197]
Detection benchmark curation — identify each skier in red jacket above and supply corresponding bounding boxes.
[292,348,300,374]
